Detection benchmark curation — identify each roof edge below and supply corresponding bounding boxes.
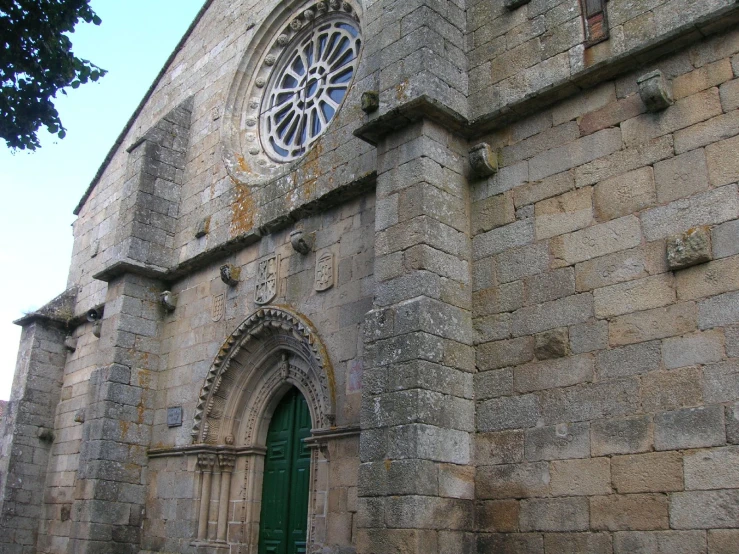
[73,0,215,216]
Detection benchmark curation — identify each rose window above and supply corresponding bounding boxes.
[260,14,361,162]
[222,1,362,185]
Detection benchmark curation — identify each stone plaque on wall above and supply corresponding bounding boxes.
[255,255,278,304]
[315,252,334,292]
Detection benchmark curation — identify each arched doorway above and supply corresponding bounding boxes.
[258,388,311,554]
[191,307,337,551]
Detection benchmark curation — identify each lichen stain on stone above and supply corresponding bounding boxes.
[396,80,409,102]
[119,419,130,439]
[230,184,255,237]
[300,141,323,202]
[236,155,251,173]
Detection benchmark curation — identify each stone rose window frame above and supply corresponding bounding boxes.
[222,0,363,187]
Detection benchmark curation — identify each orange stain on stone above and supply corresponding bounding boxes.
[231,184,255,237]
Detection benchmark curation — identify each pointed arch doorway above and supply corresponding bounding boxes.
[259,387,311,554]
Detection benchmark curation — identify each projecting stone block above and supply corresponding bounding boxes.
[469,143,498,179]
[504,0,530,9]
[667,226,712,270]
[637,70,674,112]
[533,328,569,360]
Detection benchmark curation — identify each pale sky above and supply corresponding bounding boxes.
[0,0,205,400]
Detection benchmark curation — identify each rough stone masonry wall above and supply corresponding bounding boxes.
[470,27,739,553]
[141,191,375,553]
[468,0,739,122]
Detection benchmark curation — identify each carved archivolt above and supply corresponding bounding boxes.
[192,306,336,445]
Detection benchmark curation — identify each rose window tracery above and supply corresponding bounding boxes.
[222,1,363,185]
[261,17,361,161]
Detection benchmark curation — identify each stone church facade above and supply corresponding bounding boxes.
[3,0,739,552]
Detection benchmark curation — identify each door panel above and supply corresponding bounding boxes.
[259,388,312,554]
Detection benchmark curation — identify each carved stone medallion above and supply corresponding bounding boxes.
[212,293,225,322]
[315,252,334,292]
[255,255,278,304]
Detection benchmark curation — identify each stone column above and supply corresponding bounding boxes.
[197,454,216,541]
[357,117,476,553]
[216,454,235,542]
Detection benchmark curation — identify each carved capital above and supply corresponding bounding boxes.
[197,453,217,471]
[218,454,236,472]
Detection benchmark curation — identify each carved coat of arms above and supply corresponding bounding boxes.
[211,293,225,322]
[255,255,278,304]
[315,252,334,291]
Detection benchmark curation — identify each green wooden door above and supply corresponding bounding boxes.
[259,388,312,554]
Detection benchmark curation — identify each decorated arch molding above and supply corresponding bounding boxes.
[192,306,336,445]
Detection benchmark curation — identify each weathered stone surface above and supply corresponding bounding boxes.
[699,290,739,329]
[708,529,739,554]
[525,422,590,461]
[471,193,515,234]
[477,462,550,500]
[551,216,642,267]
[550,457,611,496]
[662,330,724,369]
[475,431,524,465]
[614,531,708,554]
[712,219,739,259]
[684,446,739,490]
[476,500,519,533]
[593,167,656,222]
[670,490,739,529]
[519,497,589,532]
[515,354,592,393]
[538,378,640,424]
[667,226,712,270]
[642,367,704,412]
[533,328,569,360]
[621,88,722,147]
[654,406,726,450]
[525,268,575,305]
[636,70,672,112]
[590,494,669,531]
[727,402,739,445]
[609,302,697,346]
[596,341,662,380]
[535,188,593,240]
[569,320,608,354]
[545,533,612,554]
[591,416,653,456]
[704,360,739,404]
[640,185,739,242]
[706,134,739,186]
[511,294,593,337]
[612,452,684,493]
[677,255,739,301]
[477,337,534,371]
[477,394,540,432]
[594,274,675,318]
[655,149,710,205]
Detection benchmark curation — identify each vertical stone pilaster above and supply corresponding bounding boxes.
[0,320,68,554]
[357,118,475,554]
[68,274,165,554]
